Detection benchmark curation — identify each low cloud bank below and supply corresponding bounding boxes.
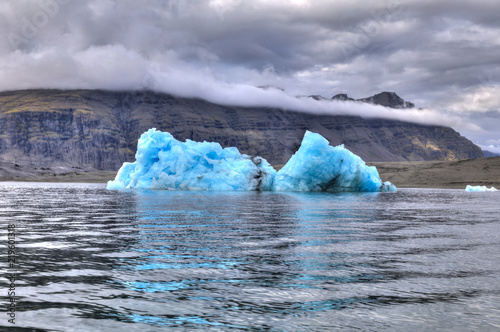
[1,0,497,146]
[0,46,476,132]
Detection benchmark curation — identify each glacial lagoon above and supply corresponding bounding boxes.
[1,182,499,331]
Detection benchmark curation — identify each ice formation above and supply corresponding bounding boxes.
[465,185,498,192]
[107,129,396,192]
[106,129,275,191]
[273,131,396,192]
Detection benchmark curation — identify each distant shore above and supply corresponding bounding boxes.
[0,162,116,184]
[1,157,499,189]
[367,156,500,189]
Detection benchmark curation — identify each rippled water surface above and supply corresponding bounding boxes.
[1,182,499,331]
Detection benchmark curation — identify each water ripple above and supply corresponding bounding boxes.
[0,184,499,331]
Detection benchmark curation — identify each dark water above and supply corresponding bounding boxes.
[1,183,499,331]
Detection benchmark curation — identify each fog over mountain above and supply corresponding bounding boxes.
[1,0,499,152]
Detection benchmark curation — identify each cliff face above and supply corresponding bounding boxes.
[0,89,483,170]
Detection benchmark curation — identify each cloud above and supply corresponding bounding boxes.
[447,86,500,113]
[0,0,499,148]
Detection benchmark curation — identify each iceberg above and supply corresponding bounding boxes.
[106,129,275,191]
[465,185,498,192]
[107,129,396,192]
[273,131,396,192]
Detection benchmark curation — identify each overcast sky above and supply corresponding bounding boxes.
[1,0,499,152]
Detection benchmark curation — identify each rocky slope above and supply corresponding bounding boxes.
[0,89,483,170]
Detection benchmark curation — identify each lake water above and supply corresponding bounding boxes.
[1,182,499,331]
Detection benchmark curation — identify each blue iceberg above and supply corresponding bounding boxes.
[274,131,395,192]
[106,129,275,191]
[107,129,396,192]
[465,185,498,192]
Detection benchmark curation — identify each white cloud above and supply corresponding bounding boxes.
[446,86,500,113]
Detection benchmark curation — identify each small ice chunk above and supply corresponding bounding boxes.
[465,185,498,192]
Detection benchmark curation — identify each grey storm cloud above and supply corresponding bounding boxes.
[0,0,499,151]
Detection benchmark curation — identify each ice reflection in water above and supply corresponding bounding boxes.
[0,183,499,331]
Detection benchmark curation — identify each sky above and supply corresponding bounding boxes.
[1,0,499,153]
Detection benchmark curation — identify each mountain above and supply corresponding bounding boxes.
[0,89,482,170]
[483,150,500,158]
[332,91,415,109]
[358,91,416,109]
[331,93,355,102]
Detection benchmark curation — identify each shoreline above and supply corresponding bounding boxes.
[1,157,499,189]
[367,156,500,189]
[0,162,116,184]
[0,172,117,184]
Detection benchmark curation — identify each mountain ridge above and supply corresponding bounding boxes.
[332,91,416,109]
[0,89,483,170]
